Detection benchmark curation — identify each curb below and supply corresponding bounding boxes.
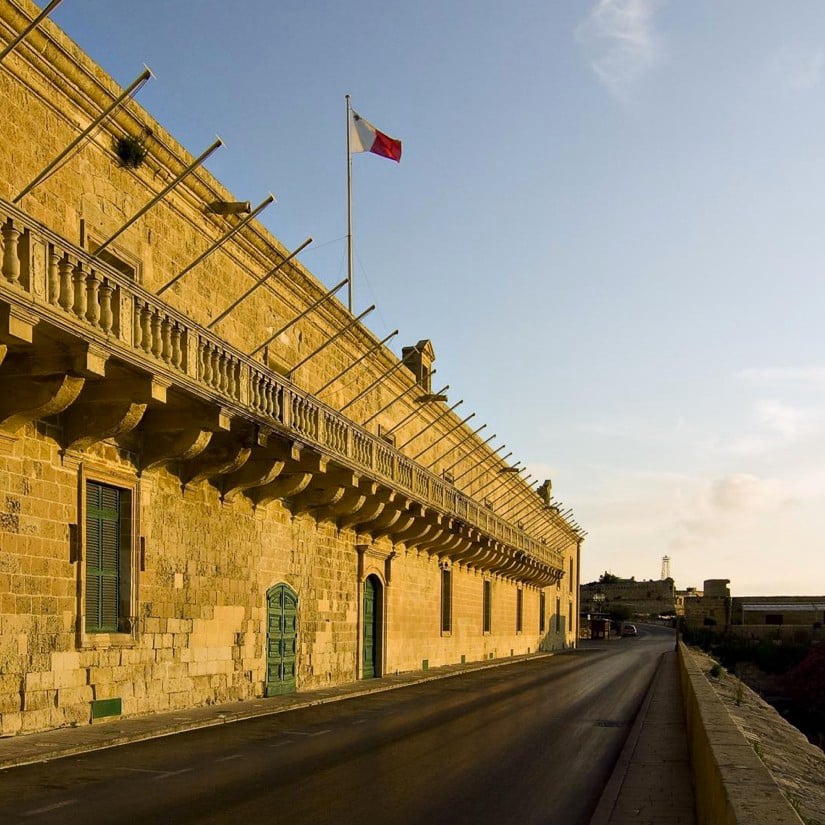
[0,651,556,770]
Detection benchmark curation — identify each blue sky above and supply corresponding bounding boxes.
[50,0,825,595]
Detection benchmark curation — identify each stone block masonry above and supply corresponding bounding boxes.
[0,0,582,736]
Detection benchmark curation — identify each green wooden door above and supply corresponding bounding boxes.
[362,576,378,679]
[266,584,298,696]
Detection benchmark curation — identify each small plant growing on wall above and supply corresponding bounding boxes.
[115,133,148,169]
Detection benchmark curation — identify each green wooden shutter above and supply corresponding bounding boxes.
[441,569,452,633]
[86,481,121,633]
[483,580,491,633]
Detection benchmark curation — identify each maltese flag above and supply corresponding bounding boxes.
[351,111,402,162]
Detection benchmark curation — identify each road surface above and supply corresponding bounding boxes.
[0,625,675,825]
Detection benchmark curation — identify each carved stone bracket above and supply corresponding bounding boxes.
[0,373,85,434]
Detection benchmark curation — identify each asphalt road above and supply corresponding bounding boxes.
[0,625,676,825]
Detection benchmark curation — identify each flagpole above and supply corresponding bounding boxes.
[346,94,354,313]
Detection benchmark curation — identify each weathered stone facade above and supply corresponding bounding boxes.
[0,0,583,736]
[580,577,676,618]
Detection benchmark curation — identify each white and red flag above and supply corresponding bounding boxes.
[351,111,402,162]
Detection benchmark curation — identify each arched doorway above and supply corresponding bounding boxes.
[362,574,382,679]
[266,583,298,696]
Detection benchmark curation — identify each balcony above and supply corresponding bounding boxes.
[0,197,575,587]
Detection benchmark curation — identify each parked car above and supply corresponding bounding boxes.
[621,623,638,637]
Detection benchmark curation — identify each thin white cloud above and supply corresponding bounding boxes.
[577,0,665,100]
[773,45,825,91]
[737,366,825,387]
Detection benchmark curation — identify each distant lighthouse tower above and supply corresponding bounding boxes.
[661,555,671,580]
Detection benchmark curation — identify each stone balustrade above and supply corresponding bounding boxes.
[0,197,575,580]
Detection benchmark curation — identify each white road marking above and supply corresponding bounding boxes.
[216,754,244,762]
[114,766,166,774]
[268,740,293,748]
[25,800,77,816]
[281,729,331,737]
[154,768,193,780]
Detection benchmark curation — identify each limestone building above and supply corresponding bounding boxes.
[0,1,583,735]
[580,577,676,618]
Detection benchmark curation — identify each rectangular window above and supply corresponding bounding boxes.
[765,614,783,626]
[568,601,573,635]
[87,236,140,281]
[441,568,452,633]
[539,592,546,632]
[569,558,574,592]
[85,480,132,634]
[516,589,523,633]
[556,597,561,633]
[483,580,492,633]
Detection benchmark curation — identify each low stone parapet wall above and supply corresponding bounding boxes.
[677,642,802,825]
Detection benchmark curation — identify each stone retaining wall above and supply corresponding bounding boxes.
[677,642,802,825]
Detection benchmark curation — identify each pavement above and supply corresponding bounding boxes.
[0,646,698,825]
[589,648,696,825]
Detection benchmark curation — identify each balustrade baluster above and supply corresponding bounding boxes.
[170,324,182,368]
[1,221,21,285]
[58,257,73,311]
[85,270,100,326]
[210,348,220,390]
[150,312,162,358]
[99,279,113,333]
[200,342,211,384]
[219,354,229,393]
[160,318,172,363]
[232,360,241,398]
[48,250,59,304]
[262,380,271,416]
[71,262,87,319]
[139,303,152,352]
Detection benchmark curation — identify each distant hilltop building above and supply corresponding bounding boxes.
[580,575,677,618]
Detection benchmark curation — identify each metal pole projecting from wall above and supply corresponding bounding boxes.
[496,476,535,520]
[396,400,463,452]
[14,67,152,203]
[503,486,542,523]
[158,195,275,295]
[452,446,507,484]
[412,412,476,462]
[457,453,512,494]
[382,382,447,435]
[288,305,375,377]
[214,236,313,331]
[536,516,566,541]
[498,479,541,519]
[339,349,419,414]
[0,0,63,64]
[521,507,550,532]
[470,464,523,500]
[314,329,399,397]
[362,380,444,427]
[425,423,488,471]
[442,432,498,476]
[248,276,347,358]
[93,138,223,257]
